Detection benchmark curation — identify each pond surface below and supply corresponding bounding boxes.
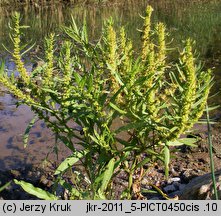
[1,0,221,171]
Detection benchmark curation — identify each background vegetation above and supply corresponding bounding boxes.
[0,0,113,6]
[1,0,221,57]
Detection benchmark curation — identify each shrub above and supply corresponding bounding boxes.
[0,6,213,199]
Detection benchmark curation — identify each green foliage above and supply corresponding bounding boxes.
[2,6,213,199]
[14,180,58,200]
[54,150,88,175]
[206,104,218,200]
[23,115,38,148]
[0,181,11,193]
[0,0,113,6]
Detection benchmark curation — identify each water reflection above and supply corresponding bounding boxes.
[0,92,72,171]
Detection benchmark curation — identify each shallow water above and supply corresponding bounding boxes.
[1,0,221,170]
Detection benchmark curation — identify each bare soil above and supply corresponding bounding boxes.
[0,122,220,200]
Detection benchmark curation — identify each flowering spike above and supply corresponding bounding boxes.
[141,6,153,61]
[12,12,30,86]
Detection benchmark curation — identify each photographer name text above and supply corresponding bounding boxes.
[2,202,71,213]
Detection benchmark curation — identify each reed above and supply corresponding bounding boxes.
[1,0,221,58]
[0,0,113,6]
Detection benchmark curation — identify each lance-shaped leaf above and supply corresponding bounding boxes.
[167,138,197,147]
[164,144,170,179]
[97,158,115,194]
[54,150,88,175]
[14,179,58,200]
[23,115,38,148]
[0,181,11,193]
[100,158,115,192]
[0,59,5,76]
[59,179,82,199]
[115,120,147,133]
[109,102,127,115]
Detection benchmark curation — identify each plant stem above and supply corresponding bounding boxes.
[206,103,218,200]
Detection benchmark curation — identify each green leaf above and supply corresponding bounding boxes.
[116,137,132,147]
[106,63,124,86]
[41,88,59,95]
[0,59,5,76]
[203,105,220,112]
[82,15,88,44]
[110,85,126,103]
[192,96,207,109]
[99,158,115,193]
[134,157,151,170]
[0,181,11,192]
[87,74,93,92]
[109,102,127,115]
[54,150,88,175]
[79,75,87,88]
[20,25,30,29]
[114,151,130,169]
[14,179,58,200]
[88,134,100,145]
[94,172,104,188]
[74,72,82,84]
[23,116,38,148]
[21,42,36,56]
[59,179,81,199]
[55,135,75,151]
[167,140,184,146]
[95,190,106,200]
[2,43,13,55]
[164,145,170,178]
[99,93,108,107]
[145,148,160,156]
[124,146,140,152]
[167,138,197,147]
[169,69,184,92]
[71,16,80,36]
[179,138,198,147]
[30,103,55,113]
[115,120,146,133]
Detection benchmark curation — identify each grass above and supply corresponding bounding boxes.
[0,0,112,6]
[206,104,219,200]
[1,0,221,57]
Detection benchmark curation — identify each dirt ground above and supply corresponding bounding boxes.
[0,121,220,200]
[0,54,221,200]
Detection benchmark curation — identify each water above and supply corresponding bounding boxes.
[0,0,221,170]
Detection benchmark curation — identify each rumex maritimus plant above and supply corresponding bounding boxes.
[0,6,213,200]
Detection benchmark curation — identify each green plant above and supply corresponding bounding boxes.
[206,104,218,200]
[0,181,11,193]
[0,6,213,199]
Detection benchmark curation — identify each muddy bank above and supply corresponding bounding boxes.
[0,124,220,200]
[0,163,56,200]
